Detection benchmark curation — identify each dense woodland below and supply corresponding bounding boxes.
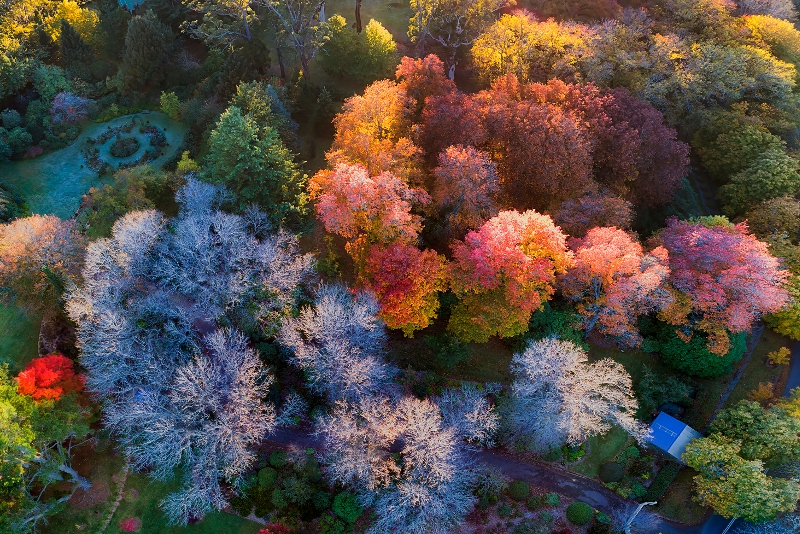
[2,0,800,533]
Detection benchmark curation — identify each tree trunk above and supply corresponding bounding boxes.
[355,0,363,32]
[276,44,286,78]
[320,2,326,22]
[242,11,252,40]
[447,47,457,80]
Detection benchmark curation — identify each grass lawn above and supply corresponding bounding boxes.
[570,426,631,478]
[724,328,790,407]
[324,0,413,44]
[655,467,709,525]
[41,439,260,534]
[0,303,41,374]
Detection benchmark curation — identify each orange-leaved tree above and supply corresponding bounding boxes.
[559,226,672,348]
[448,210,573,342]
[653,217,790,355]
[17,353,84,401]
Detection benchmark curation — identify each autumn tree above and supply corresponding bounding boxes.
[745,196,800,239]
[317,16,398,83]
[395,54,456,121]
[409,0,510,78]
[745,14,800,69]
[433,145,499,237]
[739,0,797,19]
[0,215,82,314]
[16,354,84,402]
[67,180,312,523]
[683,434,800,522]
[448,210,573,343]
[361,243,447,336]
[120,12,173,91]
[327,80,423,182]
[279,284,391,402]
[508,337,646,452]
[203,105,307,225]
[654,217,790,355]
[309,163,429,258]
[553,186,634,237]
[560,227,672,348]
[51,92,92,124]
[317,395,477,533]
[717,149,800,216]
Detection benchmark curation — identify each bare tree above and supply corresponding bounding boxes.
[508,337,647,451]
[67,179,312,524]
[280,283,391,402]
[317,395,477,534]
[737,0,797,19]
[183,0,268,49]
[434,384,498,448]
[263,0,327,74]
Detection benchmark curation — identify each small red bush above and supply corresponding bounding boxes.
[118,517,142,532]
[259,523,291,534]
[17,354,84,401]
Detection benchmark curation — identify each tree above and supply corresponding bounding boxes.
[16,354,84,402]
[279,283,391,402]
[559,227,672,348]
[327,80,423,182]
[203,105,307,225]
[50,92,91,124]
[318,16,398,83]
[656,321,747,378]
[0,215,81,314]
[745,14,800,68]
[471,13,588,84]
[120,12,173,91]
[361,243,447,336]
[0,366,92,534]
[67,180,311,523]
[160,91,181,120]
[317,395,477,533]
[710,400,800,466]
[683,434,800,522]
[433,145,499,237]
[395,54,456,121]
[508,337,646,451]
[739,0,797,19]
[308,163,429,257]
[409,0,510,78]
[433,384,498,448]
[696,119,785,182]
[553,186,633,237]
[718,149,800,216]
[745,196,800,240]
[263,0,326,74]
[182,0,268,49]
[59,19,93,66]
[654,217,790,355]
[448,210,573,343]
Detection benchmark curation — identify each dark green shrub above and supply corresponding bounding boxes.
[477,496,491,510]
[566,502,593,525]
[229,494,254,516]
[630,458,653,478]
[312,491,332,511]
[508,480,530,501]
[644,463,681,501]
[596,512,610,524]
[544,493,560,507]
[271,487,288,509]
[636,364,694,418]
[319,513,348,534]
[424,332,472,368]
[657,323,746,378]
[513,519,548,534]
[589,523,612,534]
[541,447,561,462]
[620,445,640,461]
[631,482,647,499]
[258,467,278,488]
[539,510,554,525]
[333,492,362,523]
[562,443,586,462]
[270,450,288,468]
[517,302,587,352]
[282,475,313,505]
[497,502,513,517]
[598,462,625,483]
[527,495,544,511]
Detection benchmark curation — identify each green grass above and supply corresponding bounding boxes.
[324,0,413,44]
[655,467,710,525]
[570,427,630,478]
[0,303,41,374]
[0,112,186,219]
[724,328,789,407]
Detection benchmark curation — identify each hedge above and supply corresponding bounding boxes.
[566,501,594,525]
[644,463,682,502]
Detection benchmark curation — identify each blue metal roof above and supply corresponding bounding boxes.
[648,412,687,452]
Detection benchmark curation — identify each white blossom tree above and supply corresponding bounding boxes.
[279,283,391,402]
[316,395,477,534]
[434,384,498,448]
[508,337,648,451]
[67,178,312,524]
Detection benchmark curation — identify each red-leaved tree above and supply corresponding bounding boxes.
[654,217,790,355]
[17,353,84,401]
[259,523,290,534]
[560,227,672,348]
[362,242,448,336]
[433,145,500,237]
[448,210,573,342]
[553,185,634,237]
[309,163,430,262]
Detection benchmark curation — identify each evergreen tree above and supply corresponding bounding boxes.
[120,11,173,91]
[60,19,93,66]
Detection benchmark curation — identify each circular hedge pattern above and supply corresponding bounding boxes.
[110,136,140,158]
[566,501,594,525]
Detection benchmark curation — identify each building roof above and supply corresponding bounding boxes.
[648,412,702,461]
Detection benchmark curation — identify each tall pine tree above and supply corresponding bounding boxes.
[120,11,172,91]
[60,19,93,66]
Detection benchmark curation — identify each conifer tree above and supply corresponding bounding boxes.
[60,19,93,66]
[120,12,173,91]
